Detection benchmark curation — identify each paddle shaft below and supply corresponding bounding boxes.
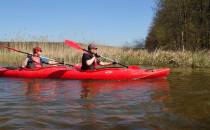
[0,45,31,55]
[0,45,73,66]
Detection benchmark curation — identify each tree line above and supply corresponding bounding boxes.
[145,0,210,51]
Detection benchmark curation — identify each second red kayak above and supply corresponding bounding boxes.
[0,66,170,80]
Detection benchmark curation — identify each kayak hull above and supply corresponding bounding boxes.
[0,66,170,80]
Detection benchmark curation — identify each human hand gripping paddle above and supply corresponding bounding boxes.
[0,45,73,67]
[64,40,129,68]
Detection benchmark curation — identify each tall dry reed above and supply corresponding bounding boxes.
[0,42,210,68]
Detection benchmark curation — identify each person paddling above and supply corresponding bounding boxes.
[81,43,116,70]
[22,47,58,68]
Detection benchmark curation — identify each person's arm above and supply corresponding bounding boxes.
[99,61,117,66]
[22,58,29,68]
[86,57,96,65]
[40,57,58,65]
[99,61,113,66]
[48,60,59,65]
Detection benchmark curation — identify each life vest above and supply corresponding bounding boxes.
[26,55,43,68]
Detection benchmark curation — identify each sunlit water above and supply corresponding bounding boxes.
[0,68,210,130]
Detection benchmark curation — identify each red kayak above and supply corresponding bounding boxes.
[0,66,170,80]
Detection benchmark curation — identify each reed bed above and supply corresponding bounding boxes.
[0,42,210,68]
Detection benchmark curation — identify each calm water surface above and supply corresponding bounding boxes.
[0,68,210,130]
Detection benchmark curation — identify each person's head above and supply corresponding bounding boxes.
[88,43,97,53]
[33,47,42,56]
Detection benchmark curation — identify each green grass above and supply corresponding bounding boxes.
[0,42,210,68]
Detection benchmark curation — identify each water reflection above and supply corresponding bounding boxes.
[23,79,59,102]
[79,79,169,110]
[78,79,170,129]
[8,78,170,130]
[80,79,169,99]
[21,79,170,106]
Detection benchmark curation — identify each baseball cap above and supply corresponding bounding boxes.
[88,43,97,50]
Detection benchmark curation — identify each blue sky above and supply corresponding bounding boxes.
[0,0,155,46]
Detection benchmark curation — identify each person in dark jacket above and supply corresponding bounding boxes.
[81,43,116,70]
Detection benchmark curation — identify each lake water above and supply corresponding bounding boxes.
[0,68,210,130]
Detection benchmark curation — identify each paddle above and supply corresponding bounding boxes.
[0,45,73,67]
[64,40,129,68]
